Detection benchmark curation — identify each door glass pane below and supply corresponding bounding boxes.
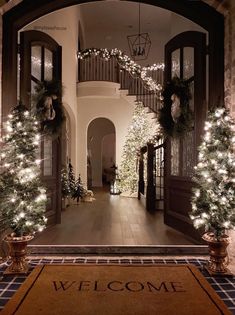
[31,46,41,80]
[182,78,195,177]
[44,48,53,81]
[171,138,180,176]
[43,137,53,176]
[171,49,180,78]
[183,47,194,79]
[182,130,195,177]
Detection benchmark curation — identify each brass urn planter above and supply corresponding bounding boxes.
[202,232,232,276]
[4,234,34,275]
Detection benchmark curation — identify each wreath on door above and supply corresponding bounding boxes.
[158,76,193,138]
[33,80,65,137]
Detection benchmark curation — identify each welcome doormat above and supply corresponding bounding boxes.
[1,264,231,315]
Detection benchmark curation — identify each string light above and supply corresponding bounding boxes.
[0,104,47,236]
[190,107,235,239]
[77,48,163,95]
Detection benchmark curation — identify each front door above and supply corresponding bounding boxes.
[20,30,62,225]
[164,31,207,242]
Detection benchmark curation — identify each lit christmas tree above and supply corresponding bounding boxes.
[68,160,76,196]
[0,104,47,237]
[61,166,71,198]
[190,107,235,239]
[118,102,161,194]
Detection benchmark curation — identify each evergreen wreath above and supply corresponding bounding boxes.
[158,76,193,137]
[33,80,65,137]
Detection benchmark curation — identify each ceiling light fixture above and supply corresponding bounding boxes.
[127,2,151,61]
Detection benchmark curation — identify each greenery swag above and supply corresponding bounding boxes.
[34,80,65,137]
[158,76,193,137]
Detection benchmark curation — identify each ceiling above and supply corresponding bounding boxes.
[80,1,172,35]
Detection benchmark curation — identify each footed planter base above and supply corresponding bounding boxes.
[4,234,34,275]
[202,232,233,277]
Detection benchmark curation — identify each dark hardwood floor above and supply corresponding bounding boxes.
[31,188,195,245]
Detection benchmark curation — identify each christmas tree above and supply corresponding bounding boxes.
[190,107,235,239]
[68,160,76,196]
[0,104,47,237]
[72,174,87,202]
[118,102,160,194]
[61,166,71,198]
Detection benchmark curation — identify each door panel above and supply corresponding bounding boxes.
[20,30,62,225]
[164,31,207,242]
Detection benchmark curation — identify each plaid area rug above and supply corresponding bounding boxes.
[0,258,234,314]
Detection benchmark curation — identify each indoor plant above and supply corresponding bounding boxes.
[0,104,47,274]
[190,107,235,275]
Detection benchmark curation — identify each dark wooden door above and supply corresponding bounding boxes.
[164,31,207,242]
[20,30,62,225]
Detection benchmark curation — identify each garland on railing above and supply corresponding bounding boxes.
[77,48,164,96]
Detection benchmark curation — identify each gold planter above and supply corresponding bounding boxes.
[202,232,232,276]
[4,234,34,275]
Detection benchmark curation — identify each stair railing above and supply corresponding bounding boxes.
[78,54,164,113]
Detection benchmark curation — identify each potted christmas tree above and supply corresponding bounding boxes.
[190,107,235,275]
[0,104,47,274]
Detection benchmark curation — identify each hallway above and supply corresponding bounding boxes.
[32,189,195,246]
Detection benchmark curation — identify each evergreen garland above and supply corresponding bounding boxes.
[159,76,193,137]
[190,107,235,240]
[33,80,65,137]
[0,104,47,236]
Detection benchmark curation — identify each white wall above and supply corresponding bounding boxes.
[77,82,134,186]
[21,5,85,171]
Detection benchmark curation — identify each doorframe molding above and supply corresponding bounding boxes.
[2,0,224,117]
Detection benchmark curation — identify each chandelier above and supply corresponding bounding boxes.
[127,2,151,61]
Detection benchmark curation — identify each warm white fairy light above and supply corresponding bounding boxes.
[190,107,235,239]
[77,48,163,95]
[0,105,47,236]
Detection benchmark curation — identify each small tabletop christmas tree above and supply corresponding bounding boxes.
[190,107,235,239]
[0,104,47,237]
[72,174,86,203]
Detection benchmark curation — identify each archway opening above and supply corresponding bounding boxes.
[87,118,115,189]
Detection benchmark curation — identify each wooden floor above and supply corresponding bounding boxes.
[32,189,195,245]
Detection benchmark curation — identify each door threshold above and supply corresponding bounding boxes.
[28,245,208,255]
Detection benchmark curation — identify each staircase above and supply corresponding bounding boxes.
[78,54,164,114]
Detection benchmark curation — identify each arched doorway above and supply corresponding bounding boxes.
[2,0,224,116]
[0,0,225,250]
[87,118,115,189]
